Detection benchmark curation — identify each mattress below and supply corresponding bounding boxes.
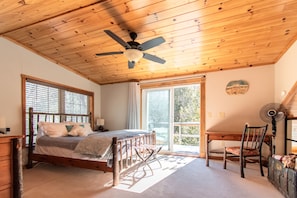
[34,144,107,162]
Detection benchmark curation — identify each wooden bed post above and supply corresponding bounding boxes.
[152,130,156,145]
[112,137,119,186]
[88,112,92,129]
[26,107,34,168]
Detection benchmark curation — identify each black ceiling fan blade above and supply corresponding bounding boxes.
[104,30,131,49]
[138,37,165,51]
[96,51,123,56]
[143,53,166,64]
[128,61,135,69]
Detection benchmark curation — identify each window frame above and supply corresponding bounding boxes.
[21,74,94,147]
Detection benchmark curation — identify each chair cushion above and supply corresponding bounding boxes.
[226,146,259,156]
[226,146,240,155]
[242,148,259,156]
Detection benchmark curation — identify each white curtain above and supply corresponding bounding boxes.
[127,82,140,129]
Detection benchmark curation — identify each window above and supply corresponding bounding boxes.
[286,118,297,154]
[22,75,94,146]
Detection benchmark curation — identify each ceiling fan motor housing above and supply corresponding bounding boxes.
[127,41,140,49]
[129,32,138,41]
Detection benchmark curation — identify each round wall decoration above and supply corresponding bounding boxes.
[226,80,249,95]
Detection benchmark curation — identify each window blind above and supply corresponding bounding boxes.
[25,82,89,115]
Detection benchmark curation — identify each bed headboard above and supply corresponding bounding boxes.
[26,107,92,147]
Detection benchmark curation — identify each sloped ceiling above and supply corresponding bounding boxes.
[1,0,297,85]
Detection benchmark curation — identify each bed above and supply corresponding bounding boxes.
[26,107,156,186]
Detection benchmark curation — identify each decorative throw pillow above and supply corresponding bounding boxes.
[66,122,93,136]
[65,125,74,132]
[68,125,90,137]
[80,123,93,135]
[68,125,82,136]
[78,127,90,137]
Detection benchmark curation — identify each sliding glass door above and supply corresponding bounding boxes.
[142,84,200,154]
[144,89,171,150]
[173,85,200,154]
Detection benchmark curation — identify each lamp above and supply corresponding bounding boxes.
[124,49,143,63]
[96,118,105,131]
[0,116,6,134]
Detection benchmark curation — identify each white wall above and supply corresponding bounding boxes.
[0,37,101,136]
[205,66,274,153]
[206,66,274,131]
[101,82,129,130]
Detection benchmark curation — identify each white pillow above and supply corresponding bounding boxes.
[65,122,93,136]
[39,122,68,137]
[37,122,46,138]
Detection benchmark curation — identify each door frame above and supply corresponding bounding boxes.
[140,76,206,157]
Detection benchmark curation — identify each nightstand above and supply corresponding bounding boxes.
[94,129,109,132]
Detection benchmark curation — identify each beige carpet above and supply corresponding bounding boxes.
[23,155,284,198]
[114,155,195,193]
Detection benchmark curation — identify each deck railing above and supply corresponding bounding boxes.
[149,121,200,146]
[173,122,200,145]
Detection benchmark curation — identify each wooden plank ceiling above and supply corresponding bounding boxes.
[1,0,297,85]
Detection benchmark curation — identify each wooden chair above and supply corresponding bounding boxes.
[223,124,268,178]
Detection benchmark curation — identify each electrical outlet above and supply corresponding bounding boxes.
[207,112,212,118]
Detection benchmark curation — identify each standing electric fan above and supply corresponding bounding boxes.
[259,103,286,154]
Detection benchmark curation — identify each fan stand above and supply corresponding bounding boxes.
[271,137,276,155]
[259,103,286,155]
[271,116,276,154]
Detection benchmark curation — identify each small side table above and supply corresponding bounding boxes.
[134,144,162,173]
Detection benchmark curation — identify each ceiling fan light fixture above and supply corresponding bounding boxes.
[124,49,143,63]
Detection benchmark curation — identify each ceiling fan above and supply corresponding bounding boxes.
[96,30,166,69]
